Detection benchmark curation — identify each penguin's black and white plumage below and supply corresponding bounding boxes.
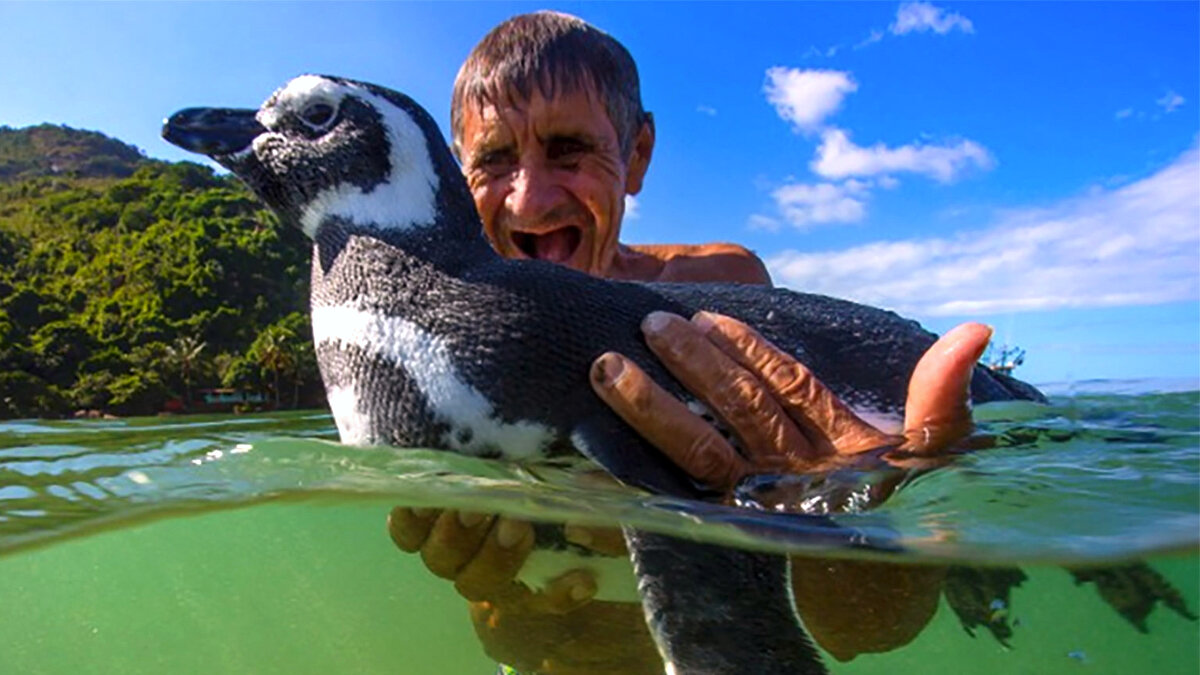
[165,74,1043,675]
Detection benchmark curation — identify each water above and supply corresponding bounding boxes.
[1,387,1197,674]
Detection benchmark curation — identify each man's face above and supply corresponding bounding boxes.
[458,86,650,276]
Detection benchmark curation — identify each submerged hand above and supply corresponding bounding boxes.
[590,311,992,491]
[387,508,658,672]
[467,585,662,675]
[387,508,538,602]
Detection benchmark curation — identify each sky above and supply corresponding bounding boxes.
[1,2,1197,387]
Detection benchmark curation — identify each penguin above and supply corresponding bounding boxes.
[164,74,1043,675]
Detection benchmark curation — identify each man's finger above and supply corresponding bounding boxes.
[590,350,749,491]
[532,568,598,615]
[564,524,628,557]
[420,509,496,580]
[639,311,819,467]
[901,322,992,455]
[694,311,893,456]
[387,506,441,552]
[454,517,536,602]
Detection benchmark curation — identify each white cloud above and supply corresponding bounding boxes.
[766,146,1200,317]
[891,1,975,35]
[696,104,718,116]
[855,29,885,50]
[624,195,640,220]
[1157,90,1185,114]
[811,128,994,183]
[771,179,870,228]
[764,68,858,133]
[1115,108,1134,120]
[804,43,842,59]
[748,214,782,232]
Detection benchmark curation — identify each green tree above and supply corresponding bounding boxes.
[0,124,319,419]
[249,323,295,408]
[163,335,207,408]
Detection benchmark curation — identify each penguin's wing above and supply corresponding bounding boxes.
[623,528,829,675]
[571,413,710,499]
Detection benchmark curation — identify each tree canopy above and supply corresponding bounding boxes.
[0,125,322,418]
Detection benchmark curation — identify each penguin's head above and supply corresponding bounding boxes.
[164,75,473,240]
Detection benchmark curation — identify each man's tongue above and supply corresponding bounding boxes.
[524,227,580,264]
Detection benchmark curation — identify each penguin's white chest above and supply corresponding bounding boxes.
[311,303,555,458]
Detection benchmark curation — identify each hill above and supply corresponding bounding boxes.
[0,124,153,183]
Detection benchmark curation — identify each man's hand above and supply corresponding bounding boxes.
[590,311,993,491]
[588,311,990,661]
[388,311,992,668]
[387,508,660,673]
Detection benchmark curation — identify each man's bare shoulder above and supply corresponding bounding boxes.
[620,242,772,286]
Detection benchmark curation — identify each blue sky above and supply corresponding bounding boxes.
[1,2,1196,387]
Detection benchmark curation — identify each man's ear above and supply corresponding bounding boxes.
[624,114,655,196]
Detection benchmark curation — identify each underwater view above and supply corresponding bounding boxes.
[1,385,1196,674]
[2,2,1197,674]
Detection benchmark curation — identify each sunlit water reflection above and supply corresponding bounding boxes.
[1,386,1196,674]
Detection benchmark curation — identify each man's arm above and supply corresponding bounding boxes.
[389,313,989,667]
[387,243,990,666]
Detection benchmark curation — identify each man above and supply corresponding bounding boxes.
[389,11,988,672]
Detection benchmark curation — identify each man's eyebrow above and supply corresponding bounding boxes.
[466,135,513,160]
[543,130,600,147]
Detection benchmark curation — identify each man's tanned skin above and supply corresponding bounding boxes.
[389,11,988,671]
[613,243,770,284]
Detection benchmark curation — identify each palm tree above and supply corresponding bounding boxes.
[251,325,294,408]
[164,335,206,408]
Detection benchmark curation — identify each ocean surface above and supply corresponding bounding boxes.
[1,382,1197,674]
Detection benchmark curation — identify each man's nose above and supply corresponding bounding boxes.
[505,162,561,222]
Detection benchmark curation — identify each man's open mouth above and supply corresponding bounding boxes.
[512,226,582,264]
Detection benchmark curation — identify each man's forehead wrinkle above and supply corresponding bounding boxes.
[468,64,600,124]
[473,96,612,156]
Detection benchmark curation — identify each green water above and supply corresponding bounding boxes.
[1,389,1198,674]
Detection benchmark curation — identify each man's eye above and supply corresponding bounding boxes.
[548,138,589,161]
[477,150,516,172]
[300,103,336,128]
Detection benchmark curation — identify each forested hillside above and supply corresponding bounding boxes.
[0,124,147,182]
[0,125,323,419]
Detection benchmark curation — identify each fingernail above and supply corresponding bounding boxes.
[496,518,526,549]
[642,311,674,334]
[564,526,593,548]
[970,341,989,364]
[691,311,718,334]
[592,353,626,388]
[570,583,594,602]
[974,325,995,362]
[458,511,485,528]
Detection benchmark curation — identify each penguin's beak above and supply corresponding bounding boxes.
[162,107,264,156]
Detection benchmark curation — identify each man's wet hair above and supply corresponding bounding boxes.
[451,11,651,160]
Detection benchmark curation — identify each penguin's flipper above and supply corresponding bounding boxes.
[623,527,828,675]
[571,415,709,499]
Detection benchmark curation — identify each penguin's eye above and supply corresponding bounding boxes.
[300,102,336,129]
